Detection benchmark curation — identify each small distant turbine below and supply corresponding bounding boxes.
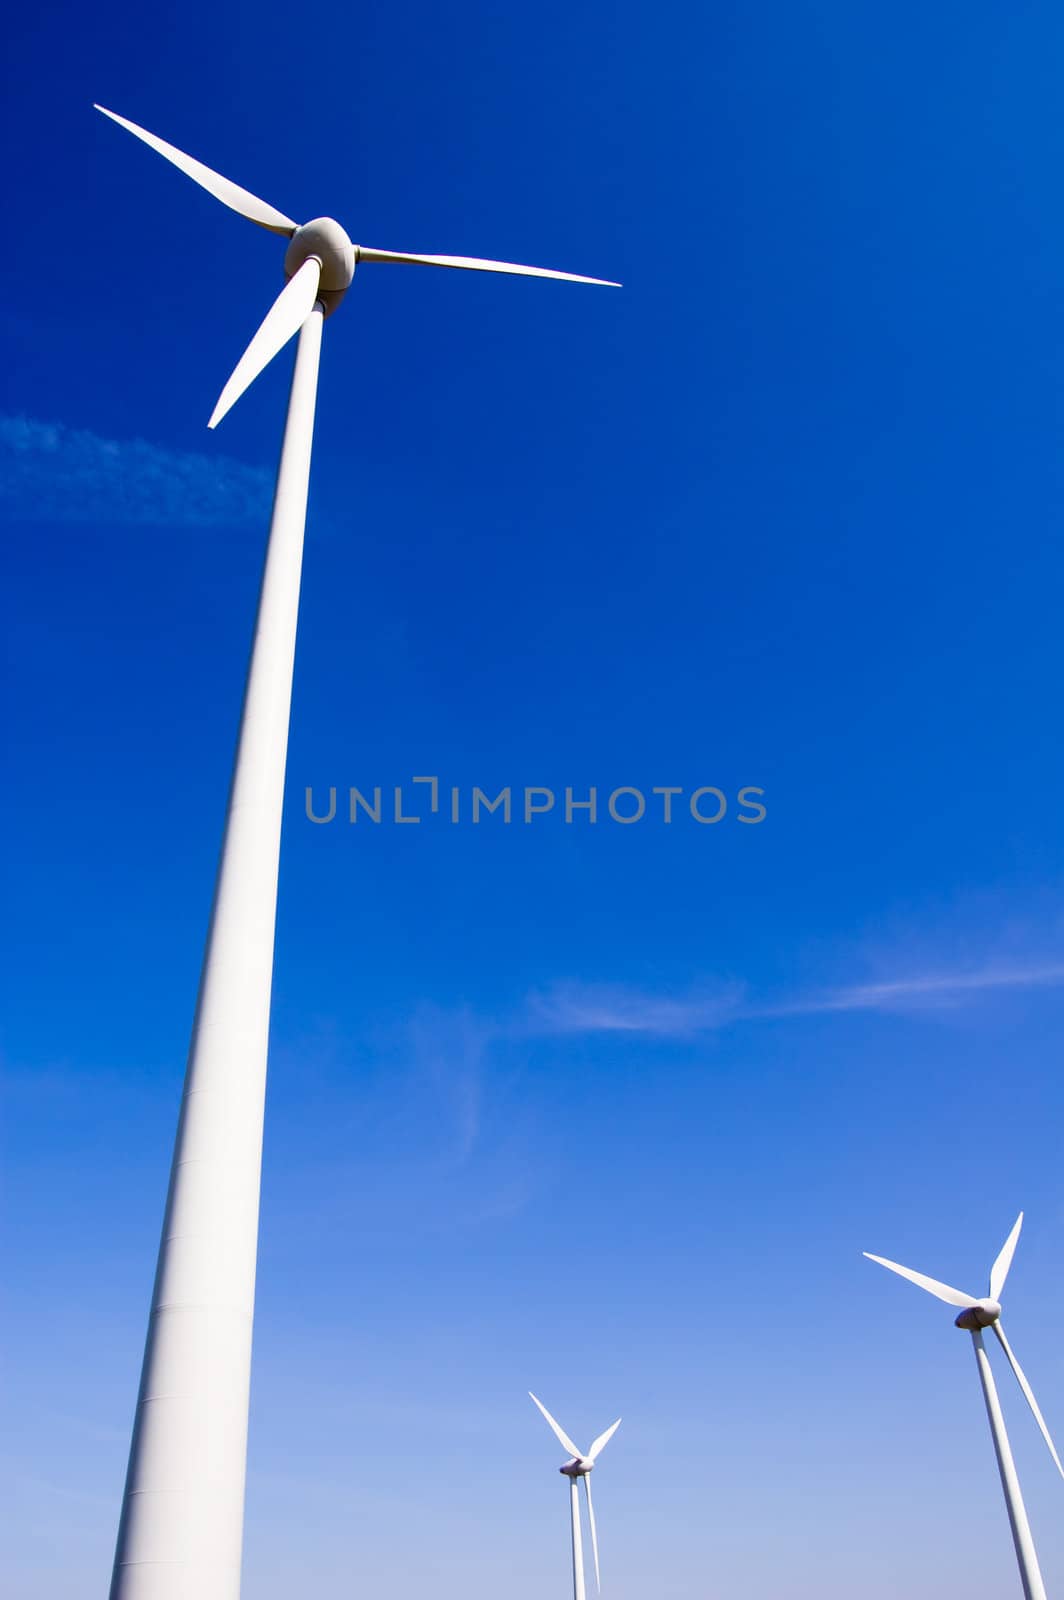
[529,1392,621,1599]
[865,1213,1064,1600]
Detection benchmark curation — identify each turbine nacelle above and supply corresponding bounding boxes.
[955,1297,1002,1330]
[283,218,355,316]
[560,1457,592,1477]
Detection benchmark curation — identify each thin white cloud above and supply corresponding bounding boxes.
[762,963,1064,1017]
[525,980,746,1037]
[399,1003,495,1166]
[525,962,1064,1039]
[267,1006,539,1233]
[0,413,272,526]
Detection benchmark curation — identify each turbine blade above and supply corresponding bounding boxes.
[208,257,322,429]
[989,1213,1024,1301]
[94,105,297,237]
[863,1252,978,1309]
[528,1392,583,1460]
[583,1474,601,1592]
[357,245,620,288]
[993,1323,1064,1480]
[587,1418,622,1462]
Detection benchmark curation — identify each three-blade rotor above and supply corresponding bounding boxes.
[864,1213,1064,1479]
[94,105,620,427]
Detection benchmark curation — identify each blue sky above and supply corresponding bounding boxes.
[5,0,1064,1595]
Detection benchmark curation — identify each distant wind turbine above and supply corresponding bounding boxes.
[865,1213,1063,1600]
[529,1392,622,1598]
[95,101,618,1600]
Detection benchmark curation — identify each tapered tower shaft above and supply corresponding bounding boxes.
[109,306,325,1600]
[970,1329,1048,1600]
[569,1477,586,1600]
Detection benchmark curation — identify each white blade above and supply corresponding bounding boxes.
[587,1417,621,1462]
[208,257,322,428]
[993,1323,1064,1479]
[529,1392,583,1460]
[990,1213,1024,1301]
[94,105,297,237]
[583,1474,601,1592]
[863,1252,978,1308]
[358,245,620,287]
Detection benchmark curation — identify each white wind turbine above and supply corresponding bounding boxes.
[529,1391,622,1599]
[95,103,618,1600]
[865,1213,1064,1600]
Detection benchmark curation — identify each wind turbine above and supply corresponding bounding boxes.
[529,1391,622,1598]
[865,1213,1064,1600]
[95,102,618,1600]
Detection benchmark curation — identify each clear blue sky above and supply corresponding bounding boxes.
[4,2,1064,1596]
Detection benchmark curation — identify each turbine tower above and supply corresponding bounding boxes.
[529,1391,622,1598]
[865,1213,1064,1600]
[96,103,618,1600]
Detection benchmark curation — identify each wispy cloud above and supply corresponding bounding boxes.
[0,413,272,526]
[524,962,1064,1039]
[763,963,1064,1018]
[525,979,746,1037]
[268,1006,539,1233]
[399,1003,495,1166]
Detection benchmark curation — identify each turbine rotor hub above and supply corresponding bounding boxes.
[284,217,355,316]
[560,1460,591,1477]
[955,1297,1002,1330]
